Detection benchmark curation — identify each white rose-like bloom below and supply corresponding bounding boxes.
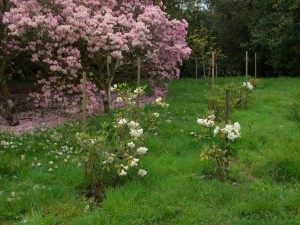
[137,147,148,155]
[233,122,241,133]
[127,141,135,149]
[120,164,129,170]
[206,119,215,127]
[138,169,147,177]
[118,118,128,125]
[220,122,241,140]
[107,156,114,163]
[214,126,220,136]
[227,131,238,141]
[130,128,143,138]
[155,97,163,104]
[116,97,123,103]
[134,87,144,95]
[111,84,118,92]
[119,169,127,176]
[247,83,253,90]
[153,112,160,118]
[128,121,139,129]
[197,118,215,127]
[197,118,204,125]
[130,158,139,167]
[243,82,253,90]
[208,114,215,120]
[221,124,233,134]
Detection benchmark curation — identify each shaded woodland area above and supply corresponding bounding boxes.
[162,0,300,77]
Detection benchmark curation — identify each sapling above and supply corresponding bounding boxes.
[197,113,241,180]
[76,83,169,201]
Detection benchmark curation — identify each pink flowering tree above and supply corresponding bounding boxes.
[4,0,191,115]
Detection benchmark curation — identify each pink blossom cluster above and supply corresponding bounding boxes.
[149,80,168,97]
[4,0,191,111]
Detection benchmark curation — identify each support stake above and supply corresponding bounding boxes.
[82,71,88,181]
[212,52,215,96]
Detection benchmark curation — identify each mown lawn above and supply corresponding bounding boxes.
[0,77,299,225]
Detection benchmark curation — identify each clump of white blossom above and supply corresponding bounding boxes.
[242,82,253,90]
[214,122,241,141]
[197,114,216,128]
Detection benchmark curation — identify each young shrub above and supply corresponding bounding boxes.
[197,113,241,180]
[76,83,168,201]
[206,83,250,121]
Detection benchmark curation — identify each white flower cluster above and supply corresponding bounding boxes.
[116,97,123,103]
[117,118,144,139]
[214,122,241,141]
[0,140,18,149]
[197,114,215,128]
[110,84,118,92]
[153,97,169,108]
[242,82,253,90]
[134,87,144,96]
[153,112,160,118]
[119,164,129,176]
[130,128,144,139]
[115,117,148,177]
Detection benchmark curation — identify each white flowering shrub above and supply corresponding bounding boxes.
[76,83,168,201]
[196,113,241,180]
[242,82,253,90]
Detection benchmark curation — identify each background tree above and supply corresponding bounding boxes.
[248,0,300,76]
[5,0,190,114]
[0,0,24,126]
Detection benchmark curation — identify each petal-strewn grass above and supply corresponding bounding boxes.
[0,77,299,225]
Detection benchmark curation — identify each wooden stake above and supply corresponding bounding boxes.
[137,57,141,86]
[137,57,141,108]
[225,89,230,123]
[245,51,248,110]
[212,52,215,96]
[82,71,88,180]
[82,71,87,133]
[246,51,248,82]
[225,89,230,167]
[106,58,111,110]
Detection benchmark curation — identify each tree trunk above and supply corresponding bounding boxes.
[107,79,112,111]
[0,40,19,126]
[106,58,111,110]
[101,89,110,113]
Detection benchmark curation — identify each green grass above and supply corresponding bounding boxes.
[1,77,300,225]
